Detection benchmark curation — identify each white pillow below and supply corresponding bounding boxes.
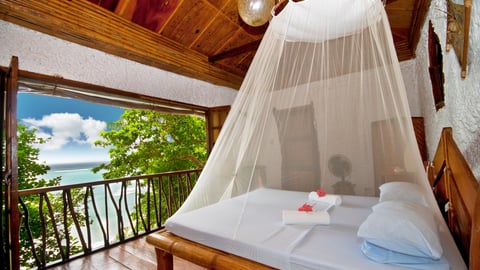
[357,200,442,259]
[360,240,450,269]
[379,181,429,207]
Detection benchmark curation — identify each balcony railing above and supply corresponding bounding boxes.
[16,169,201,269]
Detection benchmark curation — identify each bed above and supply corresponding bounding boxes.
[147,128,479,269]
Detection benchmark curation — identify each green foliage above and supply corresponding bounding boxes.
[17,124,84,268]
[93,109,207,178]
[17,124,59,188]
[93,110,207,232]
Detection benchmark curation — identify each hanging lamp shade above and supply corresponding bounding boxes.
[238,0,275,27]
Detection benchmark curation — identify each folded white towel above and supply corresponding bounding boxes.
[308,192,342,206]
[282,210,330,225]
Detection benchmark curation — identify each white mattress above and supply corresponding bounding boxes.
[165,188,466,270]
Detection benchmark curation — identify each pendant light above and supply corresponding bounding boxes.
[238,0,275,27]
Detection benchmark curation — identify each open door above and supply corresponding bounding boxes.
[1,56,20,270]
[273,103,321,192]
[205,105,230,155]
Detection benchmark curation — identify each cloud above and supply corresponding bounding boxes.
[22,113,107,151]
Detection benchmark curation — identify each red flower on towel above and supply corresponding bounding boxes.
[316,188,326,197]
[298,203,313,212]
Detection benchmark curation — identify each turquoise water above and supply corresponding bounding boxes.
[44,162,105,185]
[43,162,136,247]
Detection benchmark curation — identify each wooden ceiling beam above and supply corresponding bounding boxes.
[209,40,261,62]
[0,0,427,90]
[0,0,244,89]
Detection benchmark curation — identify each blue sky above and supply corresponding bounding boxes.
[18,93,124,165]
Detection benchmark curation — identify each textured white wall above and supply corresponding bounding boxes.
[0,20,237,108]
[414,0,480,179]
[400,59,422,116]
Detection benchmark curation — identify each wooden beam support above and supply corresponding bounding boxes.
[0,0,244,89]
[209,40,261,63]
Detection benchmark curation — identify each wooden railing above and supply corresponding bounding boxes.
[16,169,201,269]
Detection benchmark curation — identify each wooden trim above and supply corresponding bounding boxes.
[427,21,445,111]
[209,40,261,63]
[154,248,173,270]
[431,128,479,268]
[0,65,208,116]
[0,66,5,270]
[205,105,230,154]
[146,230,274,270]
[5,56,20,270]
[411,117,427,161]
[446,0,472,78]
[471,191,480,270]
[0,0,243,89]
[408,0,431,57]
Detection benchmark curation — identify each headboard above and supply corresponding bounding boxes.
[427,127,479,269]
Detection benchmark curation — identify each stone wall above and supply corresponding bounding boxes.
[414,0,480,178]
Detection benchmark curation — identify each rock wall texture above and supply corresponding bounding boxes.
[414,0,480,178]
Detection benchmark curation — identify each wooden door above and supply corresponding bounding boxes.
[273,103,321,192]
[205,105,230,155]
[371,117,426,195]
[1,56,20,270]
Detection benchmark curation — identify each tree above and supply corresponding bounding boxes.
[17,124,83,268]
[17,125,59,189]
[92,110,207,229]
[93,109,207,178]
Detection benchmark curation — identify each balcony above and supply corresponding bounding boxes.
[48,235,206,270]
[5,169,202,269]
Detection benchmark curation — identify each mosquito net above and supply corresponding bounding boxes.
[174,0,431,215]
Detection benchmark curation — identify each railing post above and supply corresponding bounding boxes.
[13,169,201,268]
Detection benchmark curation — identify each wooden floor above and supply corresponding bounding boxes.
[49,236,206,270]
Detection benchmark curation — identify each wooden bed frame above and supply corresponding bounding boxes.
[147,127,480,270]
[427,127,479,269]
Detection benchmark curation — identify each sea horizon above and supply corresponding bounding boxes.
[47,160,107,169]
[43,161,108,184]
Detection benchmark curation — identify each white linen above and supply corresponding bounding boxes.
[165,188,466,270]
[307,192,342,207]
[282,210,330,225]
[361,241,450,270]
[358,201,443,259]
[379,181,430,207]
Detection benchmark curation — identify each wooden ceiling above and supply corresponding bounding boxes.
[0,0,430,90]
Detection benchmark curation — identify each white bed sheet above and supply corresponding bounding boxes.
[165,188,466,270]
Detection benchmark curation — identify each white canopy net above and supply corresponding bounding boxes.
[174,0,431,215]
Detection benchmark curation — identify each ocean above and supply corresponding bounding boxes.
[43,162,135,247]
[44,161,106,185]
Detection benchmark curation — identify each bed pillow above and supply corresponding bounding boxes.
[379,181,429,207]
[357,200,442,259]
[361,240,449,270]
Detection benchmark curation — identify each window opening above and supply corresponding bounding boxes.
[428,20,445,111]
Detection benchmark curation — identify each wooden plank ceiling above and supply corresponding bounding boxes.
[0,0,430,90]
